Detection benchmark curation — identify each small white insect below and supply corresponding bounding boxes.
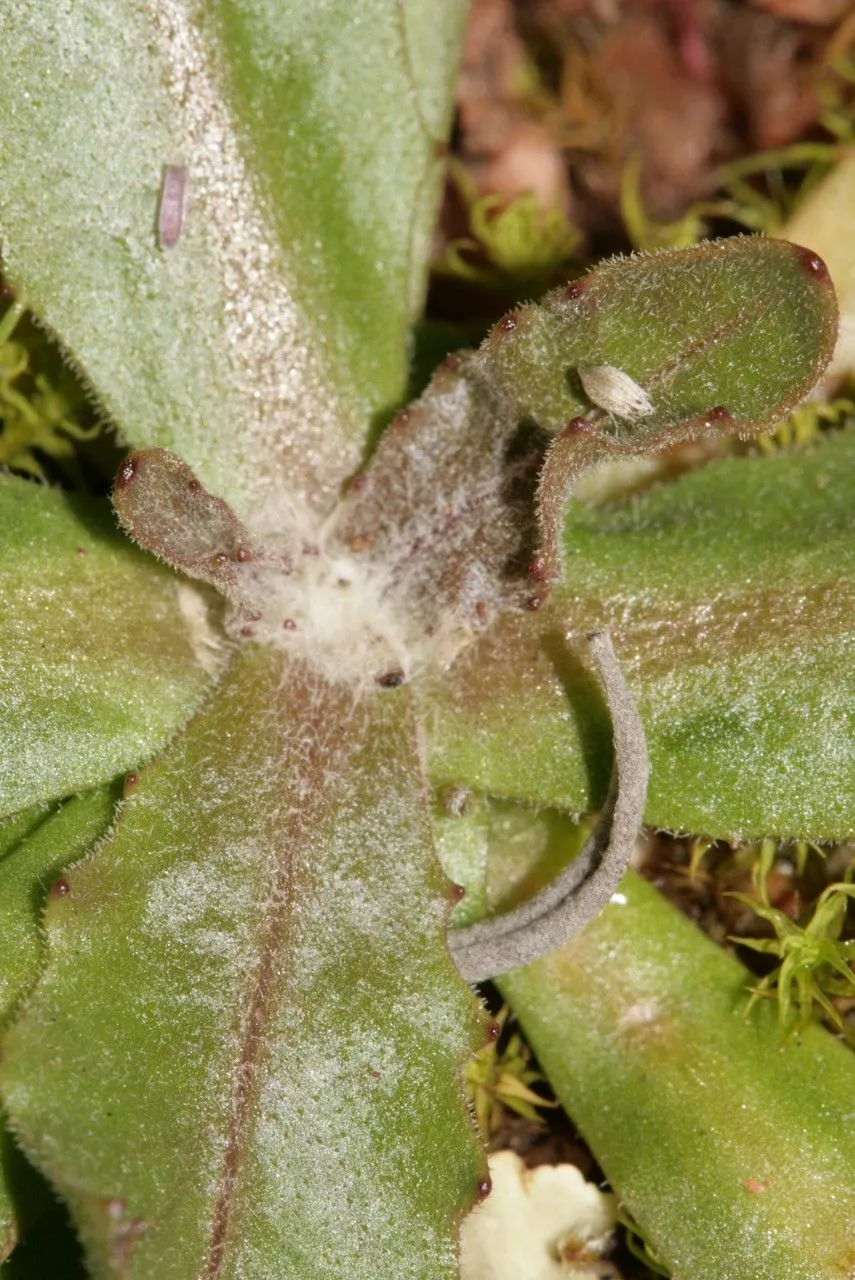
[578,363,654,420]
[157,164,189,250]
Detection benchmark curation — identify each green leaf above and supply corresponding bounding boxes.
[433,791,592,931]
[0,475,211,817]
[0,806,55,866]
[0,1134,16,1266]
[0,788,118,1266]
[784,149,855,325]
[0,787,118,1028]
[428,424,855,838]
[338,237,836,636]
[0,1,466,517]
[0,646,485,1279]
[499,871,855,1280]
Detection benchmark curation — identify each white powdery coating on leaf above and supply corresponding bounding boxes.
[233,522,472,688]
[144,852,255,961]
[148,0,357,519]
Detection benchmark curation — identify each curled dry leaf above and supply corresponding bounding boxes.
[448,630,648,983]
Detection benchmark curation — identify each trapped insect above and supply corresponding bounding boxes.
[578,363,654,420]
[158,164,189,250]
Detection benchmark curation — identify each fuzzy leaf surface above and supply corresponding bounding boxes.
[0,787,118,1027]
[0,475,211,817]
[338,238,836,633]
[0,1,465,518]
[0,788,117,1265]
[500,870,855,1280]
[0,646,484,1280]
[429,425,855,838]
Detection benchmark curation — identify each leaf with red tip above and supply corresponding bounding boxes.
[337,238,837,631]
[0,646,485,1279]
[113,449,258,606]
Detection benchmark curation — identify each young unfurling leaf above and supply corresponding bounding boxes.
[338,238,837,625]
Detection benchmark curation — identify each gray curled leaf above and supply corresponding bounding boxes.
[448,630,648,983]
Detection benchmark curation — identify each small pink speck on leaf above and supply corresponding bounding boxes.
[745,1177,769,1195]
[158,164,189,250]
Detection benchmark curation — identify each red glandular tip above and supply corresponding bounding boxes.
[794,245,830,282]
[496,313,518,334]
[116,457,139,489]
[51,877,71,898]
[564,279,586,300]
[706,405,733,427]
[376,669,406,688]
[485,1020,501,1043]
[565,416,591,435]
[476,1177,492,1202]
[528,554,548,582]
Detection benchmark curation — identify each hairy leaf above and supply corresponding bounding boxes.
[0,787,118,1028]
[0,1,466,518]
[0,788,117,1266]
[0,475,211,817]
[500,871,855,1280]
[0,646,485,1279]
[429,424,855,839]
[113,449,258,609]
[337,238,836,637]
[0,806,55,867]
